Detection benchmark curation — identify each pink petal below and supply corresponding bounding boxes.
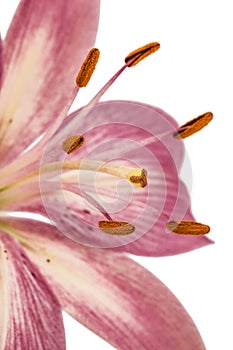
[113,179,212,256]
[0,0,100,166]
[0,34,2,87]
[46,101,185,168]
[35,100,212,253]
[116,202,213,257]
[15,180,211,256]
[1,217,206,350]
[0,230,65,350]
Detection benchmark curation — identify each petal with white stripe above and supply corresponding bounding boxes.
[1,217,206,350]
[0,0,100,166]
[0,230,65,350]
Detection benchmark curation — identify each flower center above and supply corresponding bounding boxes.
[1,42,212,244]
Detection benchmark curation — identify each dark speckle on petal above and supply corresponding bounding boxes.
[83,209,90,214]
[31,271,36,278]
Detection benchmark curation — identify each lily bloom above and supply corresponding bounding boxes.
[0,0,213,349]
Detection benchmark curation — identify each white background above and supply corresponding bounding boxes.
[1,0,233,349]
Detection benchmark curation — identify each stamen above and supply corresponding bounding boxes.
[174,112,213,139]
[62,135,85,154]
[98,220,135,236]
[86,42,160,107]
[76,48,100,87]
[166,220,210,235]
[125,42,160,67]
[128,169,147,188]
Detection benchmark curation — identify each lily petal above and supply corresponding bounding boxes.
[45,101,185,169]
[0,230,65,350]
[10,177,211,255]
[1,217,206,350]
[114,179,213,256]
[34,100,211,253]
[0,34,2,87]
[2,160,212,255]
[0,0,100,166]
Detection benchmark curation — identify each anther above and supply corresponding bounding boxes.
[76,48,100,87]
[166,220,210,235]
[62,135,85,154]
[125,42,160,67]
[129,169,148,188]
[98,220,135,236]
[174,112,213,139]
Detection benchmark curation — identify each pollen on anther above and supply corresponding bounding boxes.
[98,220,135,236]
[125,42,160,67]
[174,112,213,139]
[76,48,100,87]
[166,220,210,236]
[62,135,85,154]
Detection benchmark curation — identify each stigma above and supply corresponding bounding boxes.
[128,168,147,187]
[76,48,100,87]
[98,220,135,235]
[174,112,213,139]
[166,220,210,235]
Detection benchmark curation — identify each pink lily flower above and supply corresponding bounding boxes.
[0,0,213,349]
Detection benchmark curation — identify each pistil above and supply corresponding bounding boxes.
[41,160,148,188]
